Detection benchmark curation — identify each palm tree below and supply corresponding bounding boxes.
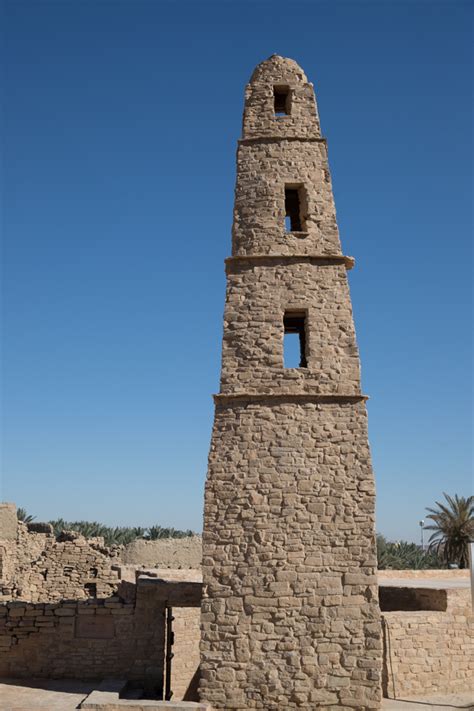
[425,493,474,569]
[17,507,36,524]
[376,534,441,570]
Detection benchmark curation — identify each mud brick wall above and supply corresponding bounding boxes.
[382,587,473,697]
[120,536,202,569]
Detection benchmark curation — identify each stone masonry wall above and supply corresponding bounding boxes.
[202,400,381,710]
[243,55,321,141]
[233,142,340,257]
[220,261,360,396]
[0,578,165,691]
[201,54,382,710]
[381,587,473,698]
[0,597,138,679]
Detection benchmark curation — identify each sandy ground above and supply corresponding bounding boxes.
[383,692,474,710]
[0,679,95,710]
[0,680,472,710]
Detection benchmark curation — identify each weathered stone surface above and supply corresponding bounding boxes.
[75,614,115,639]
[120,536,202,569]
[200,54,382,710]
[0,508,121,603]
[0,503,17,541]
[379,579,473,698]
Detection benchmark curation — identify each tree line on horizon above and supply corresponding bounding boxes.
[17,492,472,569]
[16,509,194,547]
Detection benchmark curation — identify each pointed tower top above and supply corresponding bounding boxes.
[242,56,320,140]
[249,55,308,84]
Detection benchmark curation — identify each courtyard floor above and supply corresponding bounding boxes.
[0,680,472,711]
[0,679,95,709]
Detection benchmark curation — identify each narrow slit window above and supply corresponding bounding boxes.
[274,86,291,116]
[283,312,307,368]
[285,186,303,232]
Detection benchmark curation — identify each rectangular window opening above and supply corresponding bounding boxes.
[84,582,97,598]
[283,311,307,368]
[379,586,447,612]
[285,186,304,232]
[274,86,291,116]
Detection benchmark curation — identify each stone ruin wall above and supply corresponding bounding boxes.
[2,525,122,603]
[0,503,201,700]
[0,573,201,701]
[0,521,121,603]
[381,585,473,698]
[1,503,472,699]
[0,502,202,603]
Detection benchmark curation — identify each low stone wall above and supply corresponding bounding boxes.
[379,569,469,581]
[0,598,136,678]
[0,571,202,702]
[0,582,163,684]
[120,537,202,569]
[382,586,473,698]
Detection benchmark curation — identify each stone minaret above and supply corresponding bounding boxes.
[200,55,381,711]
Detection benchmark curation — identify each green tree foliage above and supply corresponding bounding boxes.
[146,525,194,540]
[48,519,194,546]
[16,507,36,524]
[376,534,442,570]
[425,493,474,569]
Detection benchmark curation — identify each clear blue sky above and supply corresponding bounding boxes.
[1,0,472,542]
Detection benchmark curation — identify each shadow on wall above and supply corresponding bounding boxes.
[0,579,201,703]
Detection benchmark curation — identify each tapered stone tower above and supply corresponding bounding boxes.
[200,56,382,711]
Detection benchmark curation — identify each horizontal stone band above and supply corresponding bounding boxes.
[213,393,369,405]
[225,254,355,270]
[239,136,327,145]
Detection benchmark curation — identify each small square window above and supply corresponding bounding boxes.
[274,86,291,116]
[84,582,97,598]
[283,311,307,368]
[285,185,306,232]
